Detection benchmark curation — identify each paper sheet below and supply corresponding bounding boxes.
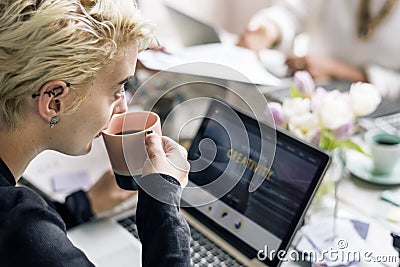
[52,171,91,193]
[138,43,284,86]
[296,217,369,266]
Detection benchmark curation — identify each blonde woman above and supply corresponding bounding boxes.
[0,0,190,266]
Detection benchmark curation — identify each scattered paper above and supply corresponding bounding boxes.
[296,217,369,266]
[387,206,400,222]
[52,171,91,193]
[138,43,283,86]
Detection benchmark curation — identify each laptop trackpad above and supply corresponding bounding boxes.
[95,245,141,267]
[67,218,141,267]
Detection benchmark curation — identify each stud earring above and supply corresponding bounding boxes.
[50,116,59,128]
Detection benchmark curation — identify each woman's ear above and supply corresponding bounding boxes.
[35,80,71,123]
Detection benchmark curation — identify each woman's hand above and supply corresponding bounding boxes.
[143,132,189,188]
[286,55,368,83]
[237,21,280,53]
[87,170,136,215]
[286,55,335,80]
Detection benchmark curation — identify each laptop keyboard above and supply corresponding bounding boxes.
[117,215,246,267]
[118,215,139,240]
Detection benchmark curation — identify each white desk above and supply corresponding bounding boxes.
[22,135,400,267]
[279,163,400,267]
[22,81,400,266]
[23,138,111,202]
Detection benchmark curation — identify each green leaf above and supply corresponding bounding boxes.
[318,128,371,157]
[319,129,335,150]
[290,84,301,98]
[335,139,370,157]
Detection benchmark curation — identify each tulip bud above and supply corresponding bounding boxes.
[332,122,353,139]
[267,102,287,128]
[350,82,381,116]
[293,71,315,98]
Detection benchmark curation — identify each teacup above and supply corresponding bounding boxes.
[102,111,161,190]
[364,128,400,175]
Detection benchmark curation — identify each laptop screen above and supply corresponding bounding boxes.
[182,99,330,266]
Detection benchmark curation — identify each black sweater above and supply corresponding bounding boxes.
[0,157,190,267]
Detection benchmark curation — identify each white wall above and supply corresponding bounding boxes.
[138,0,275,47]
[163,0,273,34]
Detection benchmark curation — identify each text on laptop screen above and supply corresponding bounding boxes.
[183,100,330,266]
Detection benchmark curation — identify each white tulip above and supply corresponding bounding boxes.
[350,82,382,116]
[310,87,327,112]
[316,91,354,130]
[288,112,319,141]
[282,98,311,118]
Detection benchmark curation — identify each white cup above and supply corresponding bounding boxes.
[364,129,400,175]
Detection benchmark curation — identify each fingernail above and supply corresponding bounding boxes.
[146,130,153,135]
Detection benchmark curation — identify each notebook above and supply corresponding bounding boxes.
[369,112,400,135]
[67,99,331,266]
[138,4,285,87]
[358,102,400,136]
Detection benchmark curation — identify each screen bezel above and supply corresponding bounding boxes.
[182,99,331,266]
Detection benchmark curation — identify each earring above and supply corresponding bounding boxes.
[50,116,59,128]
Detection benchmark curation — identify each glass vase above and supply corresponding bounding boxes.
[307,148,345,218]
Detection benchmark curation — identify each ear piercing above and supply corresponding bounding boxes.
[50,116,59,128]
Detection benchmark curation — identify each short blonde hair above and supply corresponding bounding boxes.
[0,0,154,129]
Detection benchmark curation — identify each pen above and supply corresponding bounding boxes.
[153,36,171,55]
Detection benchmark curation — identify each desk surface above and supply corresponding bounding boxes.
[23,76,400,266]
[23,136,400,267]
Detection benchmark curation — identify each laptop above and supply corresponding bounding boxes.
[165,4,222,47]
[66,99,331,266]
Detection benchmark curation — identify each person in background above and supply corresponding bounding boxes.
[0,0,190,266]
[237,0,400,100]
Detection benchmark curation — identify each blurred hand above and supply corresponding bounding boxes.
[147,37,170,54]
[286,55,368,84]
[87,170,136,215]
[143,132,189,188]
[286,55,336,81]
[237,21,280,53]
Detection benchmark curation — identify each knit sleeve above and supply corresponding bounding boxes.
[136,173,191,267]
[45,190,94,229]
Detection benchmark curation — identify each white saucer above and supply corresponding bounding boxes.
[345,150,400,185]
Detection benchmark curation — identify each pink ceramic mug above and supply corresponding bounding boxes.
[102,111,161,189]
